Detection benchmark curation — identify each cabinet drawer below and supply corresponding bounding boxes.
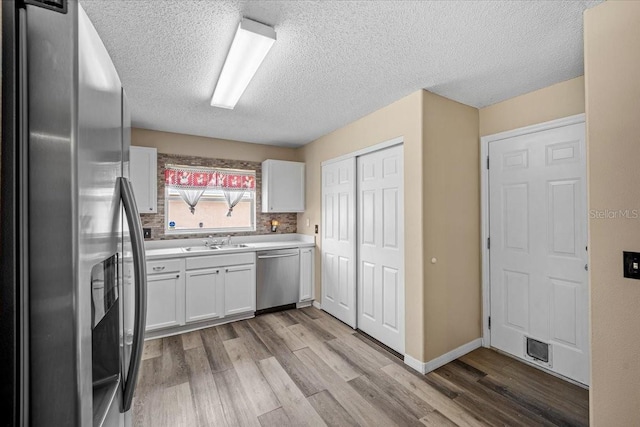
[186,252,255,270]
[147,258,182,275]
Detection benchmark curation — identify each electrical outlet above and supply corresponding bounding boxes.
[315,224,318,234]
[143,228,151,239]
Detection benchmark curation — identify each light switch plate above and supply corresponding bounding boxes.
[623,251,640,279]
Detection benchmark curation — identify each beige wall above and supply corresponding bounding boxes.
[298,90,481,363]
[132,128,299,163]
[585,1,640,424]
[297,91,426,360]
[479,76,585,137]
[422,92,481,360]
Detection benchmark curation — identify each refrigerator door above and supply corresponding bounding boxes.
[78,3,125,426]
[120,88,148,419]
[119,177,148,413]
[120,87,135,426]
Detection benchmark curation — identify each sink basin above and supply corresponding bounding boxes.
[181,246,220,253]
[181,244,249,253]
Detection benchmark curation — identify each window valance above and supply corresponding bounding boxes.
[164,165,256,191]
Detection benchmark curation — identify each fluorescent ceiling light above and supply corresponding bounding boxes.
[211,18,276,109]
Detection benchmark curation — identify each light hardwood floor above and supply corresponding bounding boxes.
[134,307,589,426]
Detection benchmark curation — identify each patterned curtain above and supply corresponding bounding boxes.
[165,165,255,214]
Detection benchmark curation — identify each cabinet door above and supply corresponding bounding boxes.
[186,268,223,322]
[130,146,157,213]
[262,160,305,212]
[299,248,315,302]
[146,273,182,331]
[224,264,256,316]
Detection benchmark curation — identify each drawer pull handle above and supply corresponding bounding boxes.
[153,266,165,271]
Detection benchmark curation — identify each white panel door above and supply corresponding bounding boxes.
[357,145,405,353]
[489,122,589,385]
[322,158,357,328]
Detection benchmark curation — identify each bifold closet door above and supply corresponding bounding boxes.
[321,158,357,328]
[357,145,405,354]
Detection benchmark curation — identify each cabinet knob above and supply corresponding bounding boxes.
[176,274,180,278]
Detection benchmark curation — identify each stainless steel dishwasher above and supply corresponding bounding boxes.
[256,248,300,312]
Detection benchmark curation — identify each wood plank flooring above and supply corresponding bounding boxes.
[134,307,589,426]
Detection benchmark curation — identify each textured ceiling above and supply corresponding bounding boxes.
[81,0,601,147]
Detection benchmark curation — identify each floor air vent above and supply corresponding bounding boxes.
[526,337,550,363]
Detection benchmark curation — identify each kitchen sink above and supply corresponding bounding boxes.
[181,244,250,253]
[181,246,220,252]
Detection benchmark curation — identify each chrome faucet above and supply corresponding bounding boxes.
[204,235,218,247]
[224,235,232,246]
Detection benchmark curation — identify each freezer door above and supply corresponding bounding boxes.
[23,1,91,425]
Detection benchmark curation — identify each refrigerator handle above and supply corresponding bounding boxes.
[119,177,147,412]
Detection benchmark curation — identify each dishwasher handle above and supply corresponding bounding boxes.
[257,252,299,260]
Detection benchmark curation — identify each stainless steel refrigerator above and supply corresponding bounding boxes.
[1,1,148,425]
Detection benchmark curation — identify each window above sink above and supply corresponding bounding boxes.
[165,165,256,235]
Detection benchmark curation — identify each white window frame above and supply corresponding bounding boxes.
[164,184,256,235]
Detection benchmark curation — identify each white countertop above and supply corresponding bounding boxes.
[144,233,315,260]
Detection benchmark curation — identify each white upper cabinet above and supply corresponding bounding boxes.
[262,159,305,212]
[130,146,157,213]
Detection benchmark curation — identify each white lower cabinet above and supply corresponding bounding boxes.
[184,252,256,324]
[224,264,256,316]
[145,247,313,335]
[299,247,315,302]
[185,268,223,322]
[146,272,183,331]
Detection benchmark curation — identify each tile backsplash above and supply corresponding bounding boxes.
[140,153,297,240]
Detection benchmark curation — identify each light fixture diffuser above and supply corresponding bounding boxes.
[211,18,276,109]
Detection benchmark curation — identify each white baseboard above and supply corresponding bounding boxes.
[404,338,483,374]
[312,301,322,309]
[404,354,427,374]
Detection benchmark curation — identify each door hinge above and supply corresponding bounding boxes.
[486,156,490,170]
[488,316,491,330]
[487,237,490,249]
